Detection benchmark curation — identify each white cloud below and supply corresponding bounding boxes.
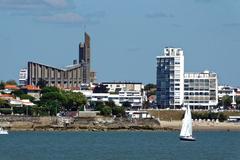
[43,0,73,9]
[0,1,104,25]
[38,12,84,24]
[0,0,73,10]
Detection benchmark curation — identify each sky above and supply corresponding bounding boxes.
[0,0,240,86]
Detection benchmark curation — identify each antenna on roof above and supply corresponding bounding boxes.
[84,24,87,33]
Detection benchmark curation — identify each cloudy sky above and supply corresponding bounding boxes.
[0,0,240,86]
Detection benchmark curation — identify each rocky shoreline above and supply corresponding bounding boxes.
[0,115,167,132]
[0,116,239,132]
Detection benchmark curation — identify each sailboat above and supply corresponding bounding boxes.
[179,105,196,141]
[0,127,8,135]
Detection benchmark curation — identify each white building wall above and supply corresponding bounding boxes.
[79,90,144,107]
[184,71,218,110]
[102,82,143,93]
[156,47,184,108]
[19,68,28,86]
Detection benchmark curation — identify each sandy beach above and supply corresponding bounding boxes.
[160,120,240,131]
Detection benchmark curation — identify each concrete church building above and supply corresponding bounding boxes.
[27,32,95,89]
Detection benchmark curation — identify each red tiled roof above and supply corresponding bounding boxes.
[4,85,19,90]
[21,85,41,91]
[0,94,14,100]
[0,94,13,98]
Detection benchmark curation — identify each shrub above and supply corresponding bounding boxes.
[100,106,112,116]
[112,106,125,117]
[0,108,12,115]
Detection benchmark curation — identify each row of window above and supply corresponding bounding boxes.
[184,92,209,95]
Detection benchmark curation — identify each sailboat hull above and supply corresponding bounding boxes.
[179,136,196,141]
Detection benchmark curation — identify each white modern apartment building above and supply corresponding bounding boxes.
[19,68,28,86]
[218,85,240,107]
[218,85,240,99]
[184,71,218,110]
[79,90,143,107]
[156,47,184,109]
[101,82,143,93]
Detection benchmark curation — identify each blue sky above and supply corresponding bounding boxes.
[0,0,240,86]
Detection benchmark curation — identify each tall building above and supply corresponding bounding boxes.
[184,71,218,110]
[19,68,28,86]
[27,32,95,88]
[79,33,91,84]
[156,47,184,109]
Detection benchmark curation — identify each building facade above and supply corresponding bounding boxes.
[101,82,144,93]
[80,90,144,108]
[218,85,240,100]
[184,71,218,110]
[218,85,240,108]
[156,47,184,109]
[27,62,85,88]
[19,68,28,86]
[79,32,91,84]
[27,32,94,88]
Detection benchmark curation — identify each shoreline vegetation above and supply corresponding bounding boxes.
[1,85,240,133]
[1,115,240,132]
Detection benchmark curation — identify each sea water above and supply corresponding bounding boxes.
[0,131,239,160]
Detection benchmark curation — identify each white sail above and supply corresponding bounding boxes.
[180,106,192,137]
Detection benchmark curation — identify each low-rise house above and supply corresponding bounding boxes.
[21,85,41,100]
[3,85,19,94]
[9,98,36,107]
[79,90,144,108]
[0,94,14,101]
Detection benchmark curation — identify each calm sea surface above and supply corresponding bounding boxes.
[0,131,240,160]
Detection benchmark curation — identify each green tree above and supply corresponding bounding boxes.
[105,100,116,108]
[112,106,125,117]
[236,96,240,105]
[12,90,25,97]
[40,92,66,104]
[144,83,156,96]
[41,86,60,94]
[63,91,87,111]
[20,94,35,102]
[5,80,17,85]
[0,99,9,107]
[39,91,66,115]
[39,87,87,115]
[100,106,112,116]
[95,102,105,111]
[218,113,227,122]
[0,81,5,90]
[222,95,232,108]
[144,83,156,91]
[43,100,61,116]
